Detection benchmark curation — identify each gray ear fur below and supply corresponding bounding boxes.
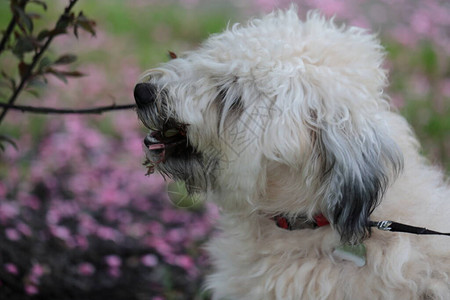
[317,121,403,244]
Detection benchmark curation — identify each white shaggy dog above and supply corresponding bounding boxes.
[134,8,450,300]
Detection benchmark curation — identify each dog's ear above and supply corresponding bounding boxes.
[314,118,403,244]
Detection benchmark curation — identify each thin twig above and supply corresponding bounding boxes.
[0,102,135,114]
[0,16,17,55]
[0,0,79,125]
[0,0,30,54]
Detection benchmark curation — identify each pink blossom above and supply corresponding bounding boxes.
[96,226,118,241]
[105,255,122,268]
[167,228,186,243]
[5,263,19,275]
[108,267,121,278]
[141,254,159,267]
[24,284,38,295]
[17,222,32,237]
[51,226,71,241]
[31,264,45,277]
[411,11,431,35]
[6,228,21,241]
[75,235,89,249]
[149,238,172,255]
[174,255,194,270]
[0,202,19,222]
[29,264,45,284]
[78,262,95,276]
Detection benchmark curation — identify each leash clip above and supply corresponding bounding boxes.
[376,220,393,231]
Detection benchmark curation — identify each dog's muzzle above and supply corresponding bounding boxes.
[134,82,193,165]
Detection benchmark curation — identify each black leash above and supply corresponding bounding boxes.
[370,220,450,236]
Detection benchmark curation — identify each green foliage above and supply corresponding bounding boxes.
[0,0,96,150]
[77,0,236,66]
[385,39,450,173]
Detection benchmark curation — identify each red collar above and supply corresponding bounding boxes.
[273,214,330,230]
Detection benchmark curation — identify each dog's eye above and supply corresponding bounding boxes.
[217,88,243,112]
[215,87,244,132]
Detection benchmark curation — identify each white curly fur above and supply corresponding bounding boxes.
[137,7,450,300]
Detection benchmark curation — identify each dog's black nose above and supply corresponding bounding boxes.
[134,82,157,109]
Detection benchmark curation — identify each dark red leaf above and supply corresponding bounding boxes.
[18,61,30,79]
[27,13,41,20]
[47,68,68,84]
[75,12,96,36]
[168,51,177,59]
[59,70,84,77]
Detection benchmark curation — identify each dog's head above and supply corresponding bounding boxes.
[134,9,403,243]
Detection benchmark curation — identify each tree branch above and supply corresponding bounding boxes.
[0,16,17,55]
[0,102,135,114]
[0,0,30,55]
[0,0,79,125]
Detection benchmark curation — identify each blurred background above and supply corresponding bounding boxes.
[0,0,448,299]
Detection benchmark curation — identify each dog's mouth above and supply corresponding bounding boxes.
[144,123,194,174]
[146,125,188,155]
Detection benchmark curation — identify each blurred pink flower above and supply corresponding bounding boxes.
[105,255,122,268]
[78,262,95,276]
[17,222,32,237]
[24,284,38,295]
[5,263,19,275]
[411,11,431,35]
[28,264,45,285]
[75,235,89,249]
[0,202,19,222]
[149,238,172,255]
[5,228,21,241]
[96,226,119,241]
[51,226,71,241]
[22,195,41,210]
[141,254,159,267]
[167,228,186,243]
[31,264,45,278]
[108,267,121,278]
[174,255,194,270]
